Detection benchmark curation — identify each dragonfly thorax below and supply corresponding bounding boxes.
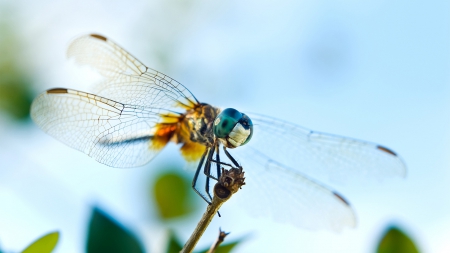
[182,103,219,147]
[213,108,253,148]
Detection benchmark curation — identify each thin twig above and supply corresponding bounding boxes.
[181,167,245,253]
[207,229,229,253]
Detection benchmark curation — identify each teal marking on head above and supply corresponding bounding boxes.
[213,108,253,147]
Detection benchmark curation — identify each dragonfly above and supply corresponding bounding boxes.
[31,34,406,232]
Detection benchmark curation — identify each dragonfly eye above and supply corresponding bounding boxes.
[214,108,253,148]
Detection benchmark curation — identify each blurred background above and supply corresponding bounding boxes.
[0,0,449,252]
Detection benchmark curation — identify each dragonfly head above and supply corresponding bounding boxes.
[213,108,253,148]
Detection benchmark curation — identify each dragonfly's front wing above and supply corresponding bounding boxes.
[247,113,406,183]
[67,34,199,110]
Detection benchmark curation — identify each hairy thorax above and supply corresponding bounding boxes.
[151,103,219,162]
[179,103,220,147]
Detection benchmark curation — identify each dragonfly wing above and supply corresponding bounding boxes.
[31,88,167,168]
[67,34,198,109]
[234,156,356,231]
[245,113,406,183]
[67,34,146,78]
[229,113,405,230]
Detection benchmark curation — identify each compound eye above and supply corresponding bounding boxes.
[240,113,253,145]
[213,108,242,138]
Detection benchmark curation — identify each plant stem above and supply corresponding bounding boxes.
[207,229,229,253]
[181,167,245,253]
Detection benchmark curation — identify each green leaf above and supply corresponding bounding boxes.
[166,231,183,253]
[0,15,34,121]
[86,207,144,253]
[21,231,59,253]
[166,230,242,253]
[153,171,196,219]
[214,241,240,253]
[376,226,420,253]
[197,240,241,253]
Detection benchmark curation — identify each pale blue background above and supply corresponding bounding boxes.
[0,0,449,252]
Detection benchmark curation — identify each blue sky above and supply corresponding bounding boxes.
[0,0,449,252]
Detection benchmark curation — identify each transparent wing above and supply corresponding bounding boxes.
[67,34,199,109]
[31,88,167,168]
[245,113,406,183]
[235,158,356,231]
[230,114,405,230]
[31,34,204,167]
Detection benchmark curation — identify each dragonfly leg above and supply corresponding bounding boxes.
[202,148,221,217]
[192,148,212,205]
[204,147,217,201]
[210,159,234,168]
[215,145,222,179]
[223,146,240,167]
[203,146,219,181]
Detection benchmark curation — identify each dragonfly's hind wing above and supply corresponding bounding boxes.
[67,34,198,110]
[246,113,406,183]
[31,88,172,168]
[232,154,356,231]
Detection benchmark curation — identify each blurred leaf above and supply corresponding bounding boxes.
[165,230,243,253]
[0,75,33,120]
[86,207,144,253]
[213,241,240,253]
[166,231,183,253]
[197,240,242,253]
[376,226,419,253]
[0,13,33,121]
[153,171,196,219]
[21,231,59,253]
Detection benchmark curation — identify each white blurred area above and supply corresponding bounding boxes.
[0,0,449,252]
